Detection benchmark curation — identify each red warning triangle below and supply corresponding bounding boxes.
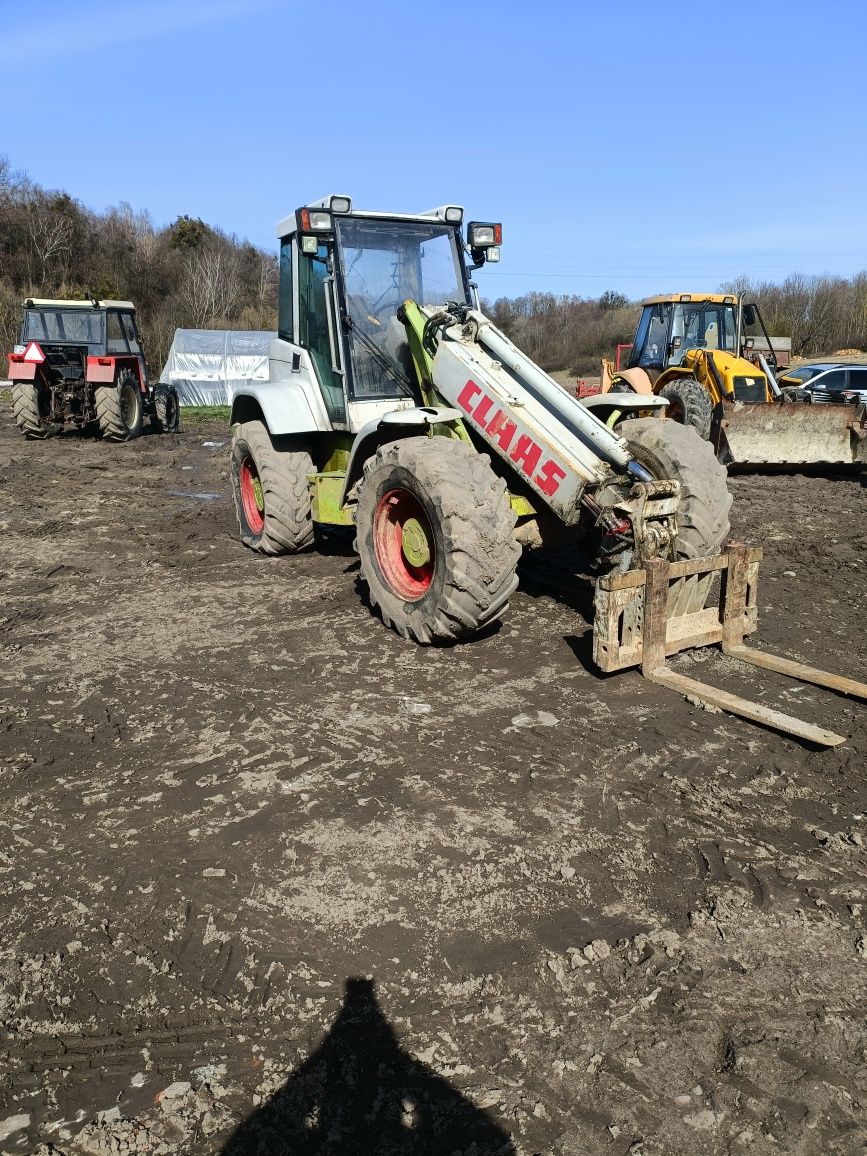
[23,341,45,363]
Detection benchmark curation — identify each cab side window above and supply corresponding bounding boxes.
[298,244,345,424]
[121,313,141,354]
[278,237,294,342]
[106,312,129,354]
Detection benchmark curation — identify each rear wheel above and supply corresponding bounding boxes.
[231,420,314,554]
[11,378,55,439]
[355,437,520,643]
[96,368,144,441]
[659,377,713,440]
[151,384,180,433]
[619,417,732,615]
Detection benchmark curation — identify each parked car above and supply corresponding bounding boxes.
[778,363,867,405]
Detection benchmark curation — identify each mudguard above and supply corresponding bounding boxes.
[7,358,37,382]
[340,406,463,505]
[229,380,328,436]
[581,393,669,422]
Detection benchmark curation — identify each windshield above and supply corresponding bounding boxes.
[669,301,738,364]
[23,308,104,345]
[782,366,822,384]
[335,217,467,399]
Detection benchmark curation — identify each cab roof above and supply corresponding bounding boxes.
[639,293,738,307]
[275,194,464,239]
[24,298,136,311]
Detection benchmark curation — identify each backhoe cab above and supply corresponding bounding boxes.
[230,196,731,646]
[627,294,777,396]
[604,293,866,466]
[607,294,779,440]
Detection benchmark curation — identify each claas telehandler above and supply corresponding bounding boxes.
[228,197,866,744]
[602,293,866,466]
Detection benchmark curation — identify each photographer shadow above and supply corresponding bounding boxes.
[221,977,515,1155]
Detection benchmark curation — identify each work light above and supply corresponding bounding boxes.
[467,222,502,248]
[296,207,333,234]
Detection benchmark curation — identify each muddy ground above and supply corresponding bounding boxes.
[0,409,865,1156]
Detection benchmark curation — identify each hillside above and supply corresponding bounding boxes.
[3,158,867,378]
[0,158,277,372]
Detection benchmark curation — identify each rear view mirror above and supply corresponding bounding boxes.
[744,337,755,350]
[670,336,682,351]
[743,304,757,327]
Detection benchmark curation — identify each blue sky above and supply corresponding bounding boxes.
[2,0,865,301]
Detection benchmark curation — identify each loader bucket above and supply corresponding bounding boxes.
[717,401,867,466]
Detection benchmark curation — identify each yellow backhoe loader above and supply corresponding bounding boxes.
[602,293,866,466]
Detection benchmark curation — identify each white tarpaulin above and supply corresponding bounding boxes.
[161,329,276,406]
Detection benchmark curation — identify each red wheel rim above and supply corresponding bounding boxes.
[239,456,265,535]
[373,488,435,600]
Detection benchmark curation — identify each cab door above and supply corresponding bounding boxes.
[298,242,348,427]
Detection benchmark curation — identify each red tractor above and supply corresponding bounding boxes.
[7,297,179,441]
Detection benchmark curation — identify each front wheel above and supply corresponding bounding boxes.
[659,377,713,440]
[779,386,810,404]
[231,420,314,554]
[96,368,144,441]
[11,378,56,439]
[355,437,521,644]
[619,417,732,614]
[151,384,180,433]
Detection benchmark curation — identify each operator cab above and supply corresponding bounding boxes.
[274,195,501,429]
[627,295,739,376]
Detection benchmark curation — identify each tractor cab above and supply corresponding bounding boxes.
[270,195,501,432]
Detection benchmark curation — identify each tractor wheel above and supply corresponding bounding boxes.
[96,368,144,441]
[355,437,521,644]
[619,417,732,616]
[151,384,180,433]
[231,420,314,554]
[659,377,713,440]
[11,378,55,439]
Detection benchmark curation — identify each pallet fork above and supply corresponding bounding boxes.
[594,544,867,747]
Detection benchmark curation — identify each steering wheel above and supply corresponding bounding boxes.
[365,296,402,325]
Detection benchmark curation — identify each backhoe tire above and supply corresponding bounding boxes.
[619,417,732,616]
[231,420,314,554]
[355,437,521,644]
[12,378,55,439]
[659,377,713,440]
[96,368,144,441]
[151,384,180,433]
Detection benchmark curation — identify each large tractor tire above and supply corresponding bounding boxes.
[11,378,55,439]
[96,368,144,441]
[355,437,521,644]
[659,377,713,440]
[619,417,732,616]
[231,420,314,554]
[150,384,180,433]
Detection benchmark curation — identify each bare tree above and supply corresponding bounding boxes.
[179,242,241,328]
[23,192,74,284]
